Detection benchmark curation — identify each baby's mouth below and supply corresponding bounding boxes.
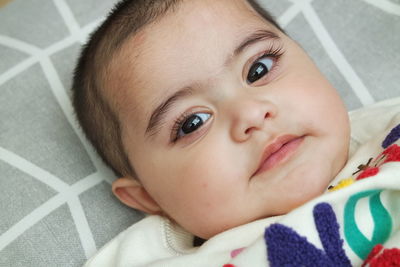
[254,135,305,176]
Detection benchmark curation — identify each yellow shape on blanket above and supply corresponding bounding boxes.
[328,178,354,192]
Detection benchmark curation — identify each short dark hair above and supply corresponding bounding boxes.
[72,0,283,178]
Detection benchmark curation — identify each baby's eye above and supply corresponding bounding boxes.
[246,57,274,84]
[176,113,211,139]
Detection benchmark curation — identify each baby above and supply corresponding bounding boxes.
[72,0,400,266]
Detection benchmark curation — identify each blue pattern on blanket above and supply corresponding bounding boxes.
[382,123,400,148]
[264,203,351,267]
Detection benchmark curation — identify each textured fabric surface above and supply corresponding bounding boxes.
[0,0,399,266]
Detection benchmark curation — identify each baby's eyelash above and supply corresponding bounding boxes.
[171,111,211,143]
[258,43,284,60]
[245,42,285,84]
[171,112,189,142]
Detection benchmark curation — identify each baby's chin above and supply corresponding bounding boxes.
[187,213,267,240]
[276,164,336,211]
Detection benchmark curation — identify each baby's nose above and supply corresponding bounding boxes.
[228,97,277,142]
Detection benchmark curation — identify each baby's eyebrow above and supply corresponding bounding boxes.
[146,86,194,137]
[145,28,280,138]
[227,29,280,65]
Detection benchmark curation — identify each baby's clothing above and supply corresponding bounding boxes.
[85,97,400,267]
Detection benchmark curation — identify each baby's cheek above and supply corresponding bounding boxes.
[173,181,247,239]
[175,199,239,239]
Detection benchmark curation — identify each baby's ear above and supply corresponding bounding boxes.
[112,177,162,214]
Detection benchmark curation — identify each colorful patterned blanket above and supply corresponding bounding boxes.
[223,124,400,267]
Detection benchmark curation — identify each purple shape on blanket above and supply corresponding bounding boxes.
[264,203,351,267]
[382,123,400,149]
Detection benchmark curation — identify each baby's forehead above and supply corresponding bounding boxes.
[117,0,275,56]
[114,2,275,77]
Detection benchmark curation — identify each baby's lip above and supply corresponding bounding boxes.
[253,134,304,176]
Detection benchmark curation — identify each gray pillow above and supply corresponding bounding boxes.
[0,0,399,266]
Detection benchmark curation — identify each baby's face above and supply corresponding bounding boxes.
[111,0,350,238]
